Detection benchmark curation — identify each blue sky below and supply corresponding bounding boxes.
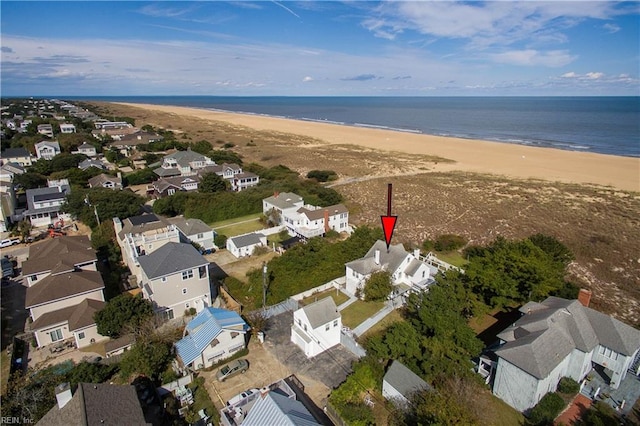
[1,1,639,96]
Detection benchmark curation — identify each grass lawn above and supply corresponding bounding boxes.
[433,250,468,268]
[478,392,525,426]
[300,288,349,307]
[359,309,404,340]
[210,213,263,229]
[341,300,385,329]
[79,341,107,357]
[213,220,265,238]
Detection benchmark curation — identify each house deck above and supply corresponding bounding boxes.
[580,365,640,415]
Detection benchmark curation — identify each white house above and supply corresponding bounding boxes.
[75,142,97,157]
[167,216,217,251]
[490,294,640,412]
[154,149,216,178]
[262,192,304,224]
[231,172,260,192]
[37,124,54,138]
[283,204,350,238]
[175,307,249,370]
[137,242,212,320]
[226,233,267,258]
[345,240,437,300]
[59,123,76,134]
[382,360,431,407]
[35,141,61,160]
[291,297,341,358]
[78,159,106,171]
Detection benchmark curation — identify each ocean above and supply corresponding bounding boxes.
[73,96,640,157]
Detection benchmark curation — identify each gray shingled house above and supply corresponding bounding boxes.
[490,295,640,411]
[226,232,267,258]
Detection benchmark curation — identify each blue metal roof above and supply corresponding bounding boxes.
[175,308,248,366]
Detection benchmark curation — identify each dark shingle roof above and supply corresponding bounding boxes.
[495,297,640,379]
[25,270,104,308]
[167,217,212,236]
[346,240,408,276]
[2,147,30,158]
[22,236,96,276]
[137,242,208,280]
[298,204,348,221]
[384,360,431,399]
[37,383,149,425]
[229,233,265,249]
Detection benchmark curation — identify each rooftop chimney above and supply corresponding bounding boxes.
[413,248,420,259]
[374,249,380,265]
[324,209,330,233]
[55,382,73,409]
[578,289,592,307]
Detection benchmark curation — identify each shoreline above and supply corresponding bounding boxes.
[112,102,640,192]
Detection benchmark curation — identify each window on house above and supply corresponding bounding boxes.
[197,233,203,239]
[231,332,239,339]
[162,309,174,321]
[182,288,187,295]
[30,275,37,282]
[210,339,220,347]
[185,302,190,309]
[325,324,330,331]
[605,348,612,358]
[333,320,338,327]
[198,265,207,279]
[182,270,193,280]
[50,329,63,342]
[599,346,605,355]
[161,277,167,282]
[78,332,85,339]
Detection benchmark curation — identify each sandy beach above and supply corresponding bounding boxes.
[114,102,639,192]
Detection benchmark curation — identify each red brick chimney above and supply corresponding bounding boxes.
[324,209,329,233]
[274,191,279,198]
[578,289,592,307]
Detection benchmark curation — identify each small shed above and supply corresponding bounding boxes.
[382,360,431,406]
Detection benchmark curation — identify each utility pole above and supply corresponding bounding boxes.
[262,262,268,310]
[84,194,100,226]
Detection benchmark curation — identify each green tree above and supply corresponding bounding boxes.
[14,171,48,189]
[527,392,565,426]
[1,368,60,423]
[94,294,154,338]
[17,220,33,242]
[214,233,228,248]
[434,234,467,251]
[63,187,143,228]
[191,140,212,155]
[119,338,173,380]
[363,271,393,301]
[307,170,337,182]
[199,172,228,193]
[66,362,119,386]
[124,168,156,185]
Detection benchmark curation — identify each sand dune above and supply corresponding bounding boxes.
[114,102,640,192]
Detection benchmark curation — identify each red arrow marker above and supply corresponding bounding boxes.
[381,183,397,250]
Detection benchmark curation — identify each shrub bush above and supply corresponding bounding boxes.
[434,234,467,251]
[527,392,565,426]
[557,377,579,394]
[307,169,337,182]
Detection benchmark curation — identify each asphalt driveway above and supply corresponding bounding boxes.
[262,311,357,389]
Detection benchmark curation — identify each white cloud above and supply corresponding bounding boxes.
[490,50,576,67]
[302,76,313,82]
[561,72,578,78]
[603,23,621,33]
[585,72,604,80]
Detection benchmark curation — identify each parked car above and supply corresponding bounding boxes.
[226,388,258,407]
[0,238,20,248]
[215,359,249,382]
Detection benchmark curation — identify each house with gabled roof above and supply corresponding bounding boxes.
[175,307,249,370]
[382,360,432,407]
[167,216,216,251]
[1,147,33,167]
[37,124,54,138]
[153,149,215,177]
[35,140,61,160]
[291,297,341,358]
[38,382,150,425]
[489,295,640,412]
[137,242,212,320]
[23,184,70,227]
[231,172,260,192]
[59,123,76,134]
[152,175,199,197]
[242,391,321,426]
[73,142,96,157]
[23,236,107,348]
[226,232,267,258]
[78,158,106,171]
[262,192,304,224]
[284,204,349,238]
[345,240,437,300]
[88,173,122,190]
